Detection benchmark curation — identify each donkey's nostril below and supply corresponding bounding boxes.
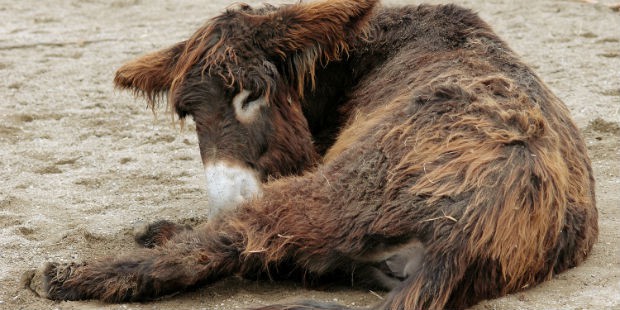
[203,161,262,217]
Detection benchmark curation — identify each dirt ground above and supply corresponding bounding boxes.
[1,0,619,309]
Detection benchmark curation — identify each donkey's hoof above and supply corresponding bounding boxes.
[21,268,43,298]
[133,220,192,248]
[25,262,86,300]
[21,262,60,298]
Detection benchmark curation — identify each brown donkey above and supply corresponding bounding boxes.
[28,0,598,309]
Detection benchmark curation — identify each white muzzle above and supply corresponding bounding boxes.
[204,161,262,216]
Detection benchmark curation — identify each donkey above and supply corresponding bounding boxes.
[28,0,598,309]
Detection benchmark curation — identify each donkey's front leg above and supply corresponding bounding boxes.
[30,152,387,302]
[30,229,240,302]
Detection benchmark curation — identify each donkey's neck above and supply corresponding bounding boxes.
[301,60,358,156]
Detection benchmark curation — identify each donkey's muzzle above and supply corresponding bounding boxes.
[203,161,262,216]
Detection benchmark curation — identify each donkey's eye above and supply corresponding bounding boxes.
[244,92,261,109]
[232,89,267,123]
[233,89,261,110]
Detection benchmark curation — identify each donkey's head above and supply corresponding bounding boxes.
[114,0,377,213]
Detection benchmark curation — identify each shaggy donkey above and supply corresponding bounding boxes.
[29,0,598,308]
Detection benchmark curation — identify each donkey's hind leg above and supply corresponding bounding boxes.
[352,239,426,291]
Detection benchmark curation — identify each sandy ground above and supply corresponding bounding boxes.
[1,0,619,309]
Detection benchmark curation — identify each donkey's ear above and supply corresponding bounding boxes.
[250,0,378,93]
[255,0,378,60]
[114,41,186,106]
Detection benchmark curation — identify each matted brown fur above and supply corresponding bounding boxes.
[31,0,597,309]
